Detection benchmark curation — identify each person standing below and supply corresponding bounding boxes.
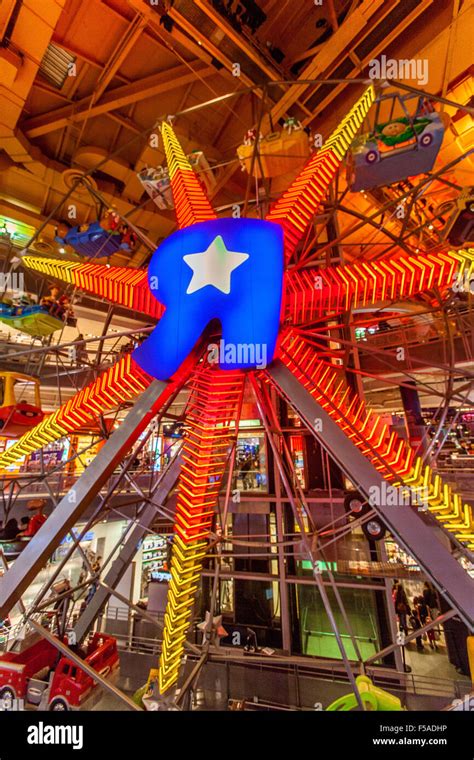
[410,598,425,652]
[395,583,409,635]
[391,580,399,605]
[416,596,438,651]
[423,581,440,619]
[423,581,440,642]
[417,595,429,626]
[75,334,89,366]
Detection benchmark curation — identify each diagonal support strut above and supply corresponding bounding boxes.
[0,379,171,619]
[267,361,474,631]
[73,452,183,641]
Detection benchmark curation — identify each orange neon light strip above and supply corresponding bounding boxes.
[161,123,216,230]
[278,330,474,548]
[22,256,164,320]
[0,355,152,469]
[158,367,244,694]
[266,85,375,260]
[285,249,470,325]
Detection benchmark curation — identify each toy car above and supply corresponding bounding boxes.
[0,372,44,437]
[347,94,445,192]
[0,631,119,711]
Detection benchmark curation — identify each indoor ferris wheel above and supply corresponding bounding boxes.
[0,78,473,713]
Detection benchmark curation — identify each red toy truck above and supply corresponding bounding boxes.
[0,631,119,711]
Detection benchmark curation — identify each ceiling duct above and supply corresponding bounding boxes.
[39,43,76,90]
[0,0,67,179]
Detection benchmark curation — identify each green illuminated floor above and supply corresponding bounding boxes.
[304,632,378,660]
[299,585,380,660]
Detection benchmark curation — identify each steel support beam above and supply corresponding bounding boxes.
[73,453,182,641]
[23,63,215,138]
[268,361,474,631]
[252,375,364,709]
[0,380,169,618]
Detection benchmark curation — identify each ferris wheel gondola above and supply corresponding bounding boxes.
[347,92,447,192]
[0,371,43,438]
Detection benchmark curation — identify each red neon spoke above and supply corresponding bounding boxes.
[285,250,470,326]
[158,366,244,694]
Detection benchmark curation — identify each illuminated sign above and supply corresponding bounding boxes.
[133,218,284,380]
[150,571,172,582]
[61,530,94,544]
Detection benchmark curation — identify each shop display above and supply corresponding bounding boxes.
[141,534,171,595]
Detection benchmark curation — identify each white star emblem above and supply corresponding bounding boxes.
[183,235,249,295]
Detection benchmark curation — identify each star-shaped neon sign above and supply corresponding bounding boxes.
[184,234,249,294]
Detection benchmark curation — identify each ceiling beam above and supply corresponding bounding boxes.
[211,0,391,195]
[124,0,220,74]
[259,0,391,135]
[52,38,130,83]
[171,2,312,118]
[106,111,143,135]
[92,14,148,103]
[300,0,433,129]
[290,42,324,67]
[193,0,283,82]
[22,62,216,138]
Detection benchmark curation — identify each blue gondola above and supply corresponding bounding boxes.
[56,219,136,258]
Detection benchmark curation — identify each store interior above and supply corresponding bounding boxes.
[0,0,473,714]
